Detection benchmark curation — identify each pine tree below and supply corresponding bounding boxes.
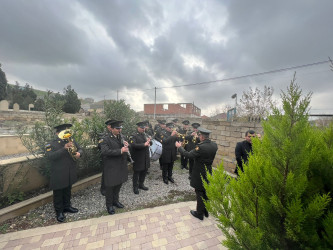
[0,63,8,101]
[205,76,333,249]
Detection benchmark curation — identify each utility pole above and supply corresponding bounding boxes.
[154,87,156,119]
[117,90,119,102]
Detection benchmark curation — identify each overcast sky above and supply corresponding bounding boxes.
[1,0,332,116]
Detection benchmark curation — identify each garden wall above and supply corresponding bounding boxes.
[202,119,263,173]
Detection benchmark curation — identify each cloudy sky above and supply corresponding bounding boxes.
[1,0,332,116]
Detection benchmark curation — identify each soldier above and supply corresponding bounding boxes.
[99,120,129,215]
[185,122,200,179]
[143,120,154,138]
[98,120,116,196]
[45,123,83,223]
[178,120,190,170]
[129,122,151,194]
[176,127,218,220]
[154,119,166,170]
[172,118,181,131]
[160,122,178,184]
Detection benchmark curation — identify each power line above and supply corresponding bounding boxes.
[159,59,330,89]
[117,59,330,93]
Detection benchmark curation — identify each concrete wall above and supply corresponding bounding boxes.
[0,135,29,156]
[202,119,263,173]
[0,156,48,194]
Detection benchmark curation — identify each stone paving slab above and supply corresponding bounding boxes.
[0,201,226,249]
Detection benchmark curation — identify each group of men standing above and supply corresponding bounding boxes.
[46,118,218,222]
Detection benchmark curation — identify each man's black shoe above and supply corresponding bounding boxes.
[139,185,149,190]
[133,187,139,194]
[163,179,168,184]
[107,206,115,215]
[56,212,65,223]
[64,207,78,213]
[100,189,105,196]
[168,177,175,183]
[113,201,124,208]
[190,210,203,220]
[204,210,209,218]
[188,176,191,180]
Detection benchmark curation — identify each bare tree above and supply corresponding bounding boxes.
[237,85,275,119]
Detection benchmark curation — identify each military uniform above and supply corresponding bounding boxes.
[100,120,128,214]
[178,120,190,170]
[185,123,200,178]
[177,127,217,220]
[154,120,166,169]
[160,123,178,184]
[129,122,150,194]
[45,123,83,222]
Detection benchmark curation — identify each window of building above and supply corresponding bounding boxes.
[163,104,168,110]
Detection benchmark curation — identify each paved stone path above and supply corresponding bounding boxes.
[0,201,226,249]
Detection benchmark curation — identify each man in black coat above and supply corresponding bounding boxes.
[99,120,129,215]
[178,120,190,170]
[235,129,256,175]
[45,123,83,223]
[160,122,178,184]
[185,122,201,179]
[129,122,151,194]
[176,127,218,220]
[154,120,166,170]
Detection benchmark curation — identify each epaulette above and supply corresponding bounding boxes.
[98,139,104,144]
[195,146,200,151]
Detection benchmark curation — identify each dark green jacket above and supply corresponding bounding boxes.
[178,139,218,190]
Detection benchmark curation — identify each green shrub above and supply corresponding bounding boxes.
[205,77,333,249]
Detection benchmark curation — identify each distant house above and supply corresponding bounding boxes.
[144,103,201,118]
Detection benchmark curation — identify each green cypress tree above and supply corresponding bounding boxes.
[0,63,8,101]
[205,76,333,249]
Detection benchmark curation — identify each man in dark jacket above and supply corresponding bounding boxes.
[99,120,129,215]
[160,122,178,184]
[45,123,83,223]
[129,122,151,194]
[178,120,190,170]
[176,127,218,220]
[185,122,200,179]
[235,129,256,175]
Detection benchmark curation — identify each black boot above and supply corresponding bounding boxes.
[56,212,65,223]
[168,177,175,183]
[107,206,115,215]
[133,186,139,194]
[113,201,124,208]
[163,178,168,184]
[190,210,203,220]
[139,184,149,190]
[204,209,209,218]
[63,206,78,213]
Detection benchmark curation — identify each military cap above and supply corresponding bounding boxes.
[166,122,174,128]
[197,127,211,135]
[143,120,149,125]
[136,121,146,128]
[172,118,179,123]
[182,120,190,125]
[105,119,116,125]
[108,120,123,128]
[54,123,72,132]
[160,120,166,125]
[191,122,200,129]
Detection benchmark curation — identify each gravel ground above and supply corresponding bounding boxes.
[0,159,196,234]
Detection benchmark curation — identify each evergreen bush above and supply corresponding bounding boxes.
[205,77,333,249]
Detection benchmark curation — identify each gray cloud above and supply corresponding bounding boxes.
[0,0,332,115]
